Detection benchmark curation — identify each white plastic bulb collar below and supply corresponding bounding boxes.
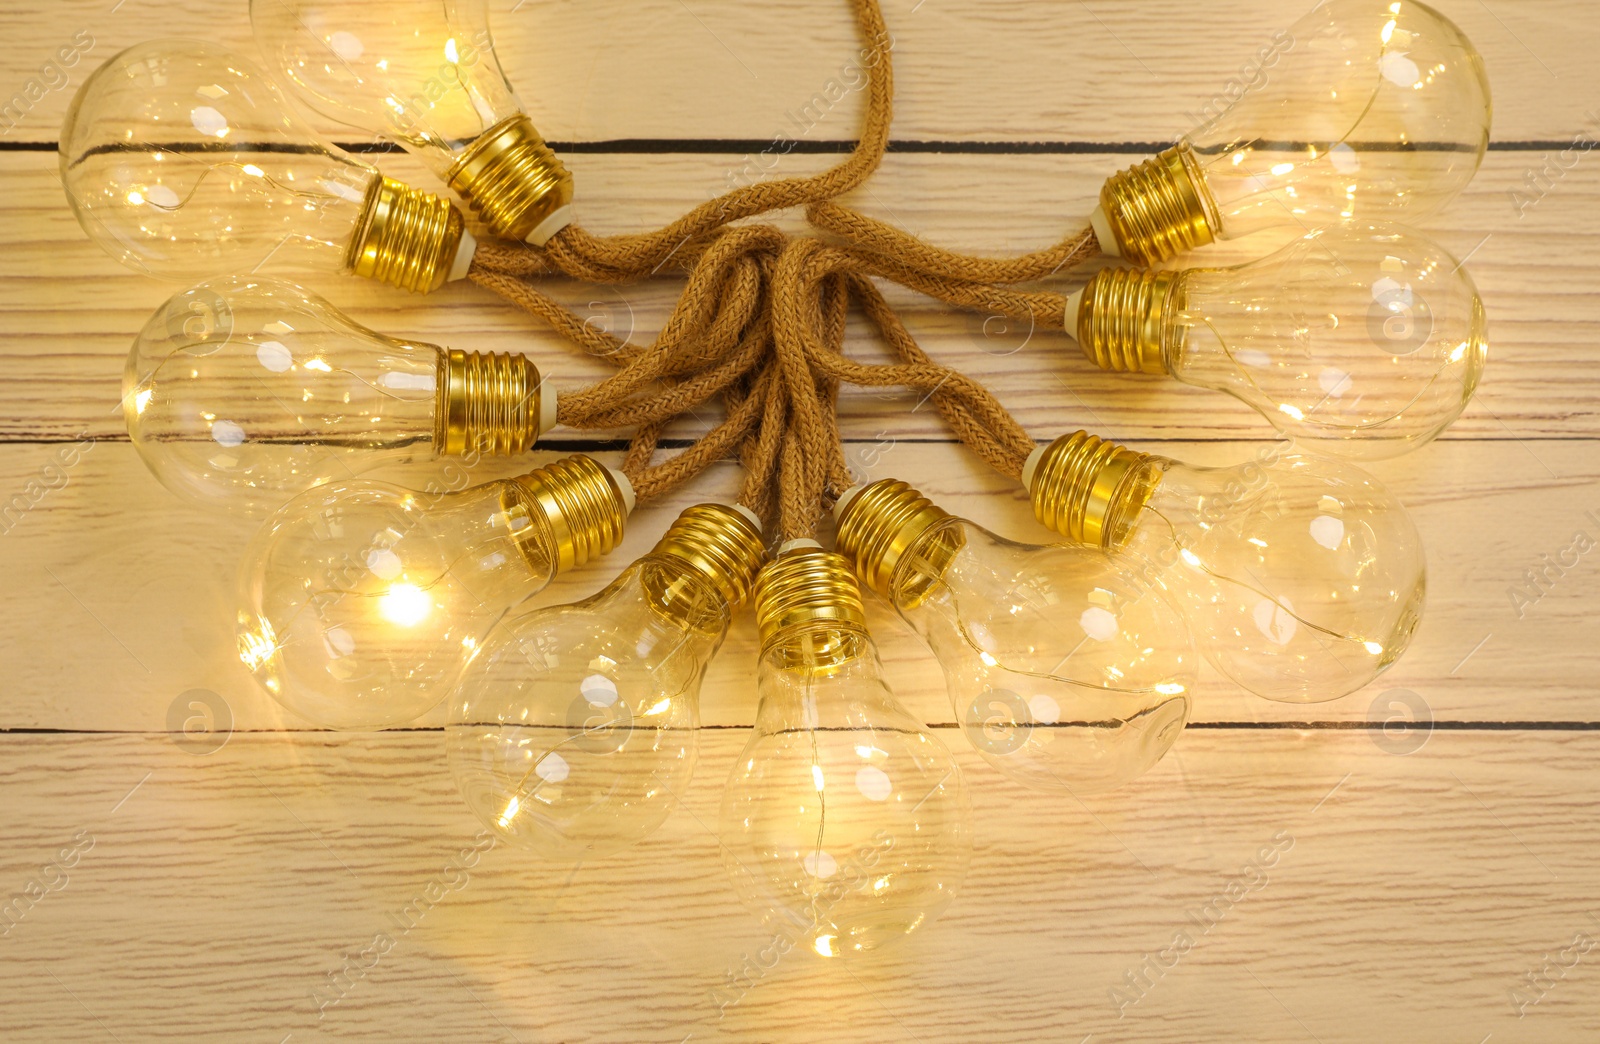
[831,484,866,523]
[527,205,574,247]
[1020,445,1047,493]
[778,537,822,555]
[537,380,558,436]
[448,227,479,282]
[1089,204,1121,257]
[732,503,763,531]
[1063,285,1085,339]
[604,466,637,515]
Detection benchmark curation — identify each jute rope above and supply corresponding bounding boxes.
[465,0,1099,541]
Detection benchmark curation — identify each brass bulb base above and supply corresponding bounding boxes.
[347,176,465,293]
[1025,431,1162,549]
[512,454,629,575]
[1075,267,1182,376]
[1097,143,1215,266]
[448,114,573,242]
[754,546,868,671]
[650,503,769,610]
[435,348,550,457]
[833,479,965,608]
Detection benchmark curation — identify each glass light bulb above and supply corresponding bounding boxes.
[237,454,631,730]
[1072,221,1488,459]
[448,504,766,859]
[61,39,470,292]
[1028,434,1425,703]
[252,0,573,242]
[126,276,555,515]
[1095,0,1491,264]
[721,547,970,958]
[835,481,1196,793]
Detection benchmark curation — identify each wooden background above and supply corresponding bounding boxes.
[3,1,1598,1040]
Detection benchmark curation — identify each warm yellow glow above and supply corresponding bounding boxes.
[1155,682,1188,695]
[238,627,278,670]
[813,934,835,957]
[135,389,153,414]
[1381,18,1397,44]
[1270,162,1295,176]
[304,358,332,372]
[444,38,460,63]
[497,795,520,828]
[1363,641,1384,655]
[644,697,672,716]
[1278,403,1306,421]
[241,163,265,177]
[1180,548,1203,568]
[125,189,145,205]
[811,765,826,792]
[379,583,432,626]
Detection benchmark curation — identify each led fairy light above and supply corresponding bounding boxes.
[126,277,558,515]
[720,543,971,959]
[237,454,633,730]
[833,479,1195,793]
[1064,221,1488,458]
[449,503,767,859]
[1023,432,1425,704]
[60,40,475,292]
[252,0,574,245]
[1091,0,1491,265]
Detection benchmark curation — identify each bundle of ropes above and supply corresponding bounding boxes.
[466,0,1100,540]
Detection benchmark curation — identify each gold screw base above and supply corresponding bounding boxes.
[435,348,550,457]
[511,455,630,575]
[1098,143,1215,266]
[1025,432,1162,549]
[650,503,769,610]
[754,546,868,670]
[833,479,964,608]
[347,176,465,293]
[448,114,574,242]
[1075,267,1182,376]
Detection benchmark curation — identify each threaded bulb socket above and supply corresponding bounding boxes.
[1075,267,1183,375]
[447,114,573,242]
[1025,431,1162,549]
[649,503,768,610]
[1097,143,1216,266]
[347,176,465,293]
[754,546,868,670]
[511,454,629,575]
[833,479,966,608]
[435,348,550,457]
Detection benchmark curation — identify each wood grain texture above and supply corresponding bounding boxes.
[2,0,1598,1041]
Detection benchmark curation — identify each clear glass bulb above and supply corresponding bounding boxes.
[1095,0,1491,263]
[448,504,766,860]
[1072,221,1488,459]
[252,0,573,242]
[237,454,631,730]
[61,40,469,291]
[834,481,1196,793]
[1028,435,1425,703]
[252,0,518,175]
[126,276,554,515]
[721,547,970,959]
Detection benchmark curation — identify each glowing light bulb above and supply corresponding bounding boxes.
[1068,221,1488,458]
[834,480,1195,793]
[1026,433,1425,703]
[720,545,971,958]
[252,0,574,244]
[1093,0,1491,264]
[237,455,633,730]
[126,276,557,515]
[61,39,473,292]
[449,504,767,859]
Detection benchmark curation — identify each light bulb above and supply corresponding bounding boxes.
[1068,221,1488,458]
[126,276,557,515]
[720,545,971,958]
[1025,432,1425,703]
[237,454,633,730]
[449,504,767,859]
[1092,0,1491,264]
[252,0,574,244]
[834,480,1195,793]
[61,39,474,292]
